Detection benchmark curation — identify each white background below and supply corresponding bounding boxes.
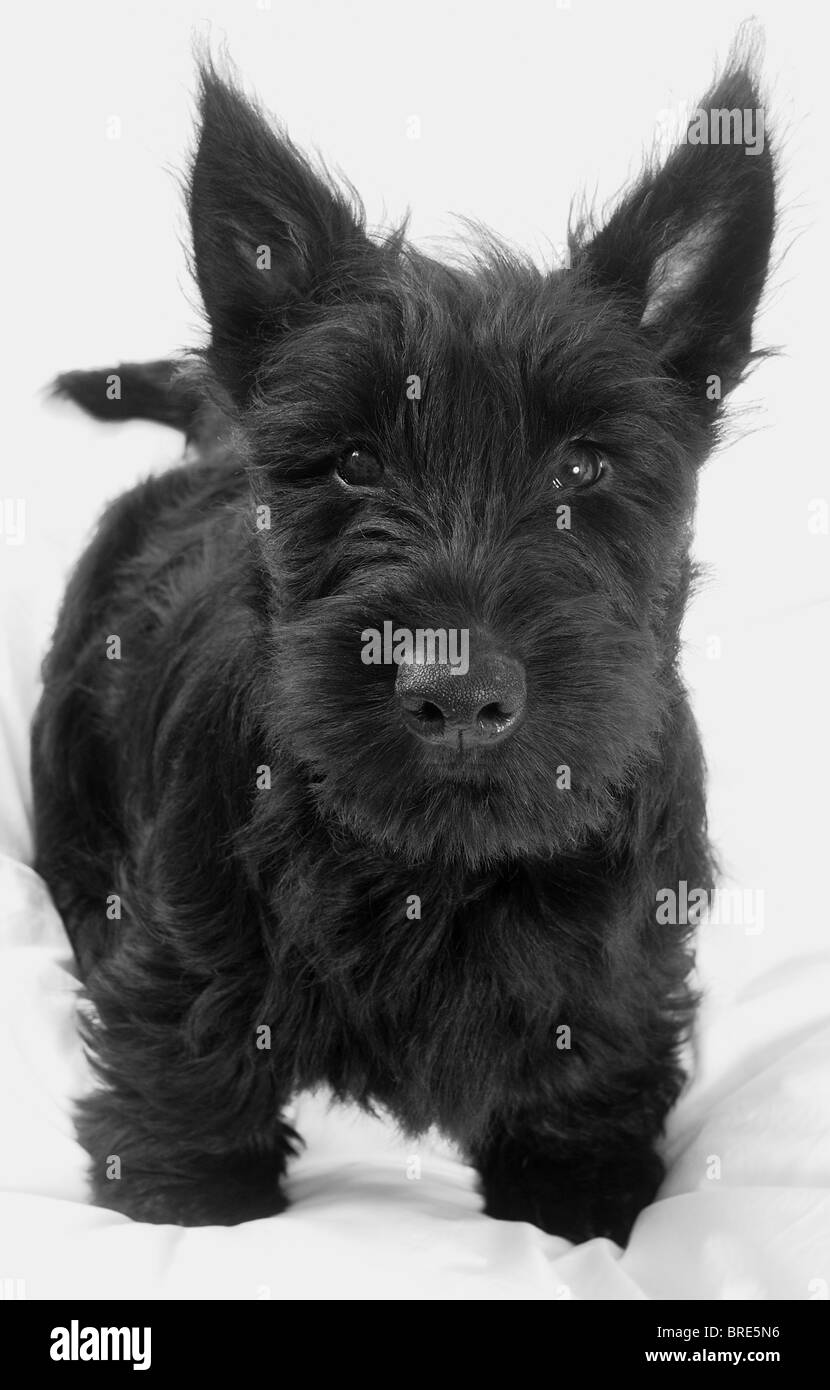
[4,0,826,965]
[0,0,828,1299]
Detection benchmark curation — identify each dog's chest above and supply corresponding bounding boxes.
[269,863,599,1140]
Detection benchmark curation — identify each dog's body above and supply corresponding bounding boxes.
[32,52,774,1241]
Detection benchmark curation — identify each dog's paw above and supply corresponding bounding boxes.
[90,1164,288,1226]
[481,1148,664,1246]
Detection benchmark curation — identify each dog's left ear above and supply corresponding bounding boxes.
[575,61,775,404]
[189,65,367,403]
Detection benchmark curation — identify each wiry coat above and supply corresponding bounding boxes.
[32,51,774,1239]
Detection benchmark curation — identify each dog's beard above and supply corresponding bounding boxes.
[310,766,621,867]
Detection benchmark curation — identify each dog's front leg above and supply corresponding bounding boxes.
[472,1107,668,1247]
[74,1006,298,1226]
[76,1088,297,1227]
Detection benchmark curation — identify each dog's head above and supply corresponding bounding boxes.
[189,58,774,867]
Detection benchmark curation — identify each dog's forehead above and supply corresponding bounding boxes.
[257,252,670,463]
[277,261,641,401]
[394,256,579,351]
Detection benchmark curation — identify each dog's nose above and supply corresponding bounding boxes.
[396,651,526,747]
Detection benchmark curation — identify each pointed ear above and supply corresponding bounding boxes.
[189,66,366,403]
[575,62,775,404]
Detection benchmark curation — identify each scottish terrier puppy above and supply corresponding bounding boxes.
[32,50,774,1242]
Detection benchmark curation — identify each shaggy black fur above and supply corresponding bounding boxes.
[32,49,774,1242]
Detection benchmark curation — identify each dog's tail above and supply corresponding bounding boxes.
[51,359,204,434]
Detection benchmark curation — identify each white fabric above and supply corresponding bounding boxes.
[1,413,829,1300]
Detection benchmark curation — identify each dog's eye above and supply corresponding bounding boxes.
[334,448,383,488]
[552,441,607,490]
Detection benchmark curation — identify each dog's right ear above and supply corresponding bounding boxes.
[189,65,366,404]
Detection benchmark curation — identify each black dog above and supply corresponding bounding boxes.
[32,49,774,1242]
